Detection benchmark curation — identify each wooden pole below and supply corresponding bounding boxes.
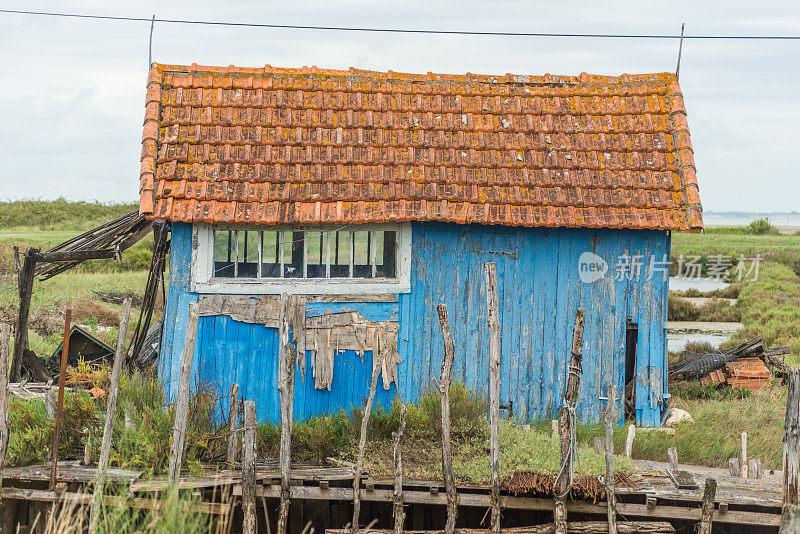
[604,383,617,534]
[783,369,800,505]
[484,262,502,534]
[437,304,458,534]
[168,301,199,483]
[242,400,257,534]
[554,308,586,534]
[352,350,382,532]
[697,477,717,534]
[393,405,407,534]
[741,432,749,479]
[89,298,131,534]
[667,447,678,473]
[11,248,37,382]
[0,324,11,508]
[551,420,558,440]
[277,294,296,534]
[227,383,241,469]
[49,307,72,490]
[625,425,635,460]
[780,504,800,533]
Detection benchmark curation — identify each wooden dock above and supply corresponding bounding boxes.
[0,459,783,530]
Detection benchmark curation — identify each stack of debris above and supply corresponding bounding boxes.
[669,336,789,390]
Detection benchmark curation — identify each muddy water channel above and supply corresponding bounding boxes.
[667,277,741,351]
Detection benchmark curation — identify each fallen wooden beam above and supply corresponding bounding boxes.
[325,522,675,534]
[0,488,227,514]
[235,485,781,527]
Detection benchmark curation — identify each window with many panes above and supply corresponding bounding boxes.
[212,228,397,279]
[193,223,411,294]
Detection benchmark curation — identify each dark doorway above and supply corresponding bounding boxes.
[624,318,638,421]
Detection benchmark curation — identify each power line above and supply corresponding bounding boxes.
[2,8,800,40]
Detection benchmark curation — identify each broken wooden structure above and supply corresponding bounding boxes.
[10,210,155,382]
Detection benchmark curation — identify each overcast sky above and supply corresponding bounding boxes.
[1,1,798,212]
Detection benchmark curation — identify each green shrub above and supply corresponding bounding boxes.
[746,217,779,235]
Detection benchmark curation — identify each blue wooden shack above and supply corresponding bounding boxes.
[139,64,702,426]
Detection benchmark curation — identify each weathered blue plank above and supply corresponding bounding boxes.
[162,222,670,425]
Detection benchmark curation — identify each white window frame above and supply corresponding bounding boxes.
[191,222,412,295]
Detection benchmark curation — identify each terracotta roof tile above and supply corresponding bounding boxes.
[139,63,702,230]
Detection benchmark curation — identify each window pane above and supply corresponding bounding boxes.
[213,230,235,278]
[237,230,259,278]
[353,230,372,278]
[306,231,328,278]
[282,230,304,278]
[375,230,397,278]
[261,230,280,278]
[330,231,350,278]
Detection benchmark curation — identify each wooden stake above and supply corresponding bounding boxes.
[352,348,382,532]
[227,383,241,468]
[242,400,257,534]
[551,420,559,440]
[49,307,72,490]
[625,425,636,460]
[604,383,617,534]
[83,428,92,466]
[393,405,407,534]
[168,301,199,483]
[741,432,749,479]
[437,304,457,534]
[728,458,740,477]
[748,459,762,479]
[667,447,678,473]
[89,298,132,534]
[277,294,296,534]
[45,387,56,419]
[697,477,717,534]
[484,262,502,534]
[554,308,586,534]
[0,324,11,507]
[780,504,800,533]
[783,369,800,505]
[11,248,37,382]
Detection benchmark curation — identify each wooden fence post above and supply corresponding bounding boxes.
[625,425,636,460]
[88,298,132,534]
[168,301,199,483]
[277,294,296,534]
[11,248,37,382]
[741,432,749,479]
[437,304,458,534]
[0,324,11,505]
[242,400,257,534]
[697,477,717,534]
[667,447,679,473]
[484,262,502,534]
[352,352,382,532]
[49,307,72,490]
[227,383,240,469]
[554,308,586,534]
[783,369,800,505]
[393,405,407,534]
[604,383,617,534]
[780,504,800,533]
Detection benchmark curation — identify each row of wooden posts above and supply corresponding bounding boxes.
[2,260,800,532]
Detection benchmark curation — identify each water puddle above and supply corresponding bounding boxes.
[667,321,743,352]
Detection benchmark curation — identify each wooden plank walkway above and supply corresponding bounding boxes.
[0,460,783,527]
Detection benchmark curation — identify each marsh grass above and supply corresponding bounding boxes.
[667,294,741,322]
[553,384,785,470]
[36,487,222,534]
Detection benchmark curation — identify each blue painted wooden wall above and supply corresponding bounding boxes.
[161,221,669,426]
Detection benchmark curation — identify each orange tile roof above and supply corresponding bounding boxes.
[139,63,702,231]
